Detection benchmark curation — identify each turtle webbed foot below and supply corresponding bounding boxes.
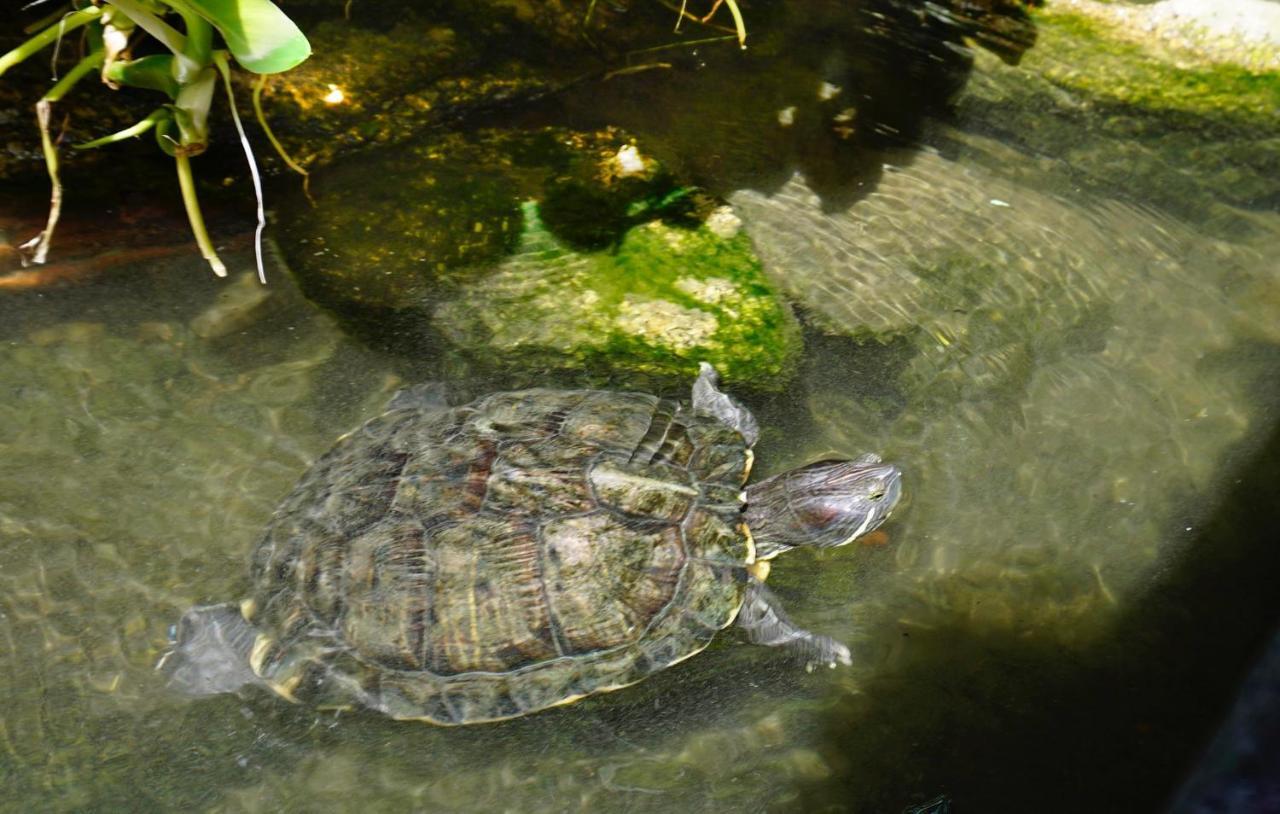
[157,603,263,696]
[736,579,852,669]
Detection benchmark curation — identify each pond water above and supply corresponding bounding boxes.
[2,2,1278,812]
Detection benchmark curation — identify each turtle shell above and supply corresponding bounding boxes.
[244,388,754,724]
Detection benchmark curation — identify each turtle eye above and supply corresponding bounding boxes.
[868,488,886,502]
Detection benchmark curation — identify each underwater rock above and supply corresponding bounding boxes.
[732,130,1279,413]
[433,200,800,387]
[0,299,405,807]
[730,143,1113,405]
[952,8,1280,221]
[256,2,714,174]
[259,18,557,172]
[275,135,523,328]
[461,0,666,53]
[278,128,798,385]
[190,271,278,339]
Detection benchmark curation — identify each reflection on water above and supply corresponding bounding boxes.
[2,1,1278,811]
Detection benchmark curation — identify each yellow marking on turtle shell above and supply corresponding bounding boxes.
[740,521,756,565]
[239,597,257,622]
[249,634,274,677]
[742,448,754,483]
[594,466,700,496]
[747,559,771,582]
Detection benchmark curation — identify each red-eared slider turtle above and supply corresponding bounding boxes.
[160,364,902,724]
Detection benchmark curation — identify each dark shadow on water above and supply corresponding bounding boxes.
[795,342,1280,813]
[532,0,1041,209]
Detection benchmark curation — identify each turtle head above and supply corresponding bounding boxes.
[744,454,902,559]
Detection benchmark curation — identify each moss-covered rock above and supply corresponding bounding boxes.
[953,6,1280,218]
[258,18,555,172]
[539,142,682,250]
[276,127,800,385]
[275,137,523,325]
[434,200,800,386]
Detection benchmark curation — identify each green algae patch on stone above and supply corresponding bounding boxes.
[953,7,1280,223]
[273,127,681,347]
[539,143,686,251]
[433,201,800,388]
[1028,10,1280,126]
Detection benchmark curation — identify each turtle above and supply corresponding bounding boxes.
[160,363,902,724]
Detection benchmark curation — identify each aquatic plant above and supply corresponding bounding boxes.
[672,0,748,48]
[0,0,311,280]
[587,0,748,48]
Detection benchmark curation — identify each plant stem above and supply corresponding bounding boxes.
[23,6,76,37]
[0,6,104,78]
[172,66,216,148]
[164,0,212,66]
[19,100,62,266]
[174,152,227,276]
[215,52,267,284]
[625,34,737,60]
[251,74,311,199]
[74,108,166,149]
[721,0,747,48]
[19,49,105,265]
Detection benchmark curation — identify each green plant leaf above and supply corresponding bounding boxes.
[154,108,178,156]
[106,54,180,98]
[181,0,310,74]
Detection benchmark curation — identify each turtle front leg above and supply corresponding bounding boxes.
[736,579,851,668]
[691,362,759,446]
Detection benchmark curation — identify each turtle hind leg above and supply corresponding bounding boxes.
[157,603,264,696]
[691,362,760,446]
[736,579,851,668]
[386,382,451,412]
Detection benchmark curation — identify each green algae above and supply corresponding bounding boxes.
[277,145,522,320]
[434,200,801,387]
[277,128,801,385]
[950,7,1280,223]
[256,13,562,171]
[1029,10,1280,125]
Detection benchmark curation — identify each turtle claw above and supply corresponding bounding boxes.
[806,635,851,670]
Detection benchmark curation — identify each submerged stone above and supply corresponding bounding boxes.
[277,128,799,385]
[275,135,524,332]
[434,200,800,387]
[260,18,559,172]
[955,7,1280,222]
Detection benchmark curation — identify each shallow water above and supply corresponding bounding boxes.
[2,2,1279,812]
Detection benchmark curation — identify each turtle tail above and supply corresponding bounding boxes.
[157,602,263,696]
